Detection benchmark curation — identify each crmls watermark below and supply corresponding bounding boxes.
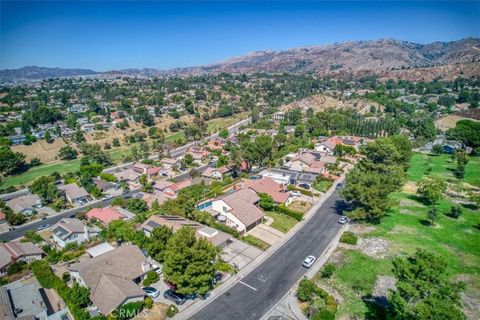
[110,309,149,318]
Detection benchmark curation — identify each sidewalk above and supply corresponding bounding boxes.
[176,175,345,320]
[262,223,349,320]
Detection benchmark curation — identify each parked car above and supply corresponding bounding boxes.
[37,224,49,231]
[102,195,113,200]
[338,216,348,224]
[298,183,310,190]
[163,289,186,305]
[302,255,316,268]
[143,286,160,298]
[290,190,301,197]
[336,183,343,190]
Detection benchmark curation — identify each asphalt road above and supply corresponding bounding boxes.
[0,189,140,241]
[191,190,344,320]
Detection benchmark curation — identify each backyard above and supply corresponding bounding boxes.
[314,153,480,319]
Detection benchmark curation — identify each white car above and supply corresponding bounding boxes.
[338,216,348,224]
[302,255,316,268]
[143,286,160,298]
[290,191,301,197]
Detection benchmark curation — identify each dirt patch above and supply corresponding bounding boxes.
[402,181,418,194]
[328,249,348,266]
[357,237,390,259]
[317,283,345,304]
[372,275,396,305]
[12,139,68,162]
[436,114,477,131]
[135,303,169,320]
[399,198,424,208]
[289,201,312,213]
[348,224,376,235]
[456,274,480,320]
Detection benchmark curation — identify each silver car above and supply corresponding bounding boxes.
[302,255,316,268]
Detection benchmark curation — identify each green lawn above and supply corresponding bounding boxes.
[241,235,271,251]
[407,153,480,186]
[165,131,185,142]
[1,146,132,189]
[317,153,480,319]
[266,211,299,233]
[207,112,249,133]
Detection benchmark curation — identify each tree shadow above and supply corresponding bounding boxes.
[461,203,479,211]
[362,295,389,320]
[333,199,354,216]
[419,219,432,226]
[406,194,428,205]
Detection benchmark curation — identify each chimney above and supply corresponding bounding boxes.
[141,261,151,273]
[84,225,89,240]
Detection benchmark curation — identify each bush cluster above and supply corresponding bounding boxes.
[297,278,337,319]
[339,231,358,245]
[166,304,179,318]
[275,204,303,221]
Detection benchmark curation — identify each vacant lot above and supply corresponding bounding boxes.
[3,114,248,189]
[315,154,480,319]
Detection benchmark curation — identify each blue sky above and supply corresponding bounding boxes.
[1,1,479,70]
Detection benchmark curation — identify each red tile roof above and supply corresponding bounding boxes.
[86,207,125,225]
[244,177,290,204]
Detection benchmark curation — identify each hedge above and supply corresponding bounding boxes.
[275,204,303,221]
[339,231,358,245]
[31,260,90,320]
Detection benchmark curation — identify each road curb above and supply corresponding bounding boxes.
[176,175,345,319]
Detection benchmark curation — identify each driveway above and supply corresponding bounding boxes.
[191,190,344,320]
[220,240,262,271]
[248,224,284,246]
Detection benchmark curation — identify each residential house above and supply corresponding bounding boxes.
[260,168,300,185]
[161,158,180,170]
[69,245,151,315]
[210,188,264,234]
[315,136,342,154]
[51,218,101,248]
[68,104,88,113]
[0,277,57,320]
[131,163,161,177]
[80,123,95,132]
[243,177,292,205]
[112,169,141,185]
[85,207,134,225]
[153,180,173,193]
[0,242,44,276]
[186,147,210,161]
[92,178,117,193]
[6,194,43,216]
[58,183,89,205]
[163,179,192,198]
[201,166,231,180]
[207,139,225,151]
[136,192,168,208]
[141,215,232,248]
[272,111,285,122]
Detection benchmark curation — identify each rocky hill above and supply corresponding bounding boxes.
[178,38,480,76]
[0,66,98,81]
[1,38,479,81]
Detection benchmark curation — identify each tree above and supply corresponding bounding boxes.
[126,198,148,214]
[218,128,229,139]
[73,130,85,144]
[163,226,218,296]
[68,283,90,307]
[417,176,446,206]
[146,225,174,263]
[184,153,194,166]
[0,147,26,175]
[447,119,480,148]
[112,138,121,147]
[388,249,465,320]
[58,146,78,160]
[30,176,62,205]
[44,129,53,143]
[258,193,274,211]
[454,149,469,179]
[432,144,444,155]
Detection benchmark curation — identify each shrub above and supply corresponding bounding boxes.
[311,309,336,320]
[62,272,71,283]
[166,304,179,318]
[321,263,335,279]
[144,297,153,309]
[142,270,159,286]
[297,278,318,302]
[339,231,358,245]
[275,204,303,221]
[446,205,463,219]
[111,301,144,320]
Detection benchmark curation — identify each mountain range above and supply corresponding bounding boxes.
[1,38,479,81]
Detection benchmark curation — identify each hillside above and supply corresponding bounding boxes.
[1,38,479,81]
